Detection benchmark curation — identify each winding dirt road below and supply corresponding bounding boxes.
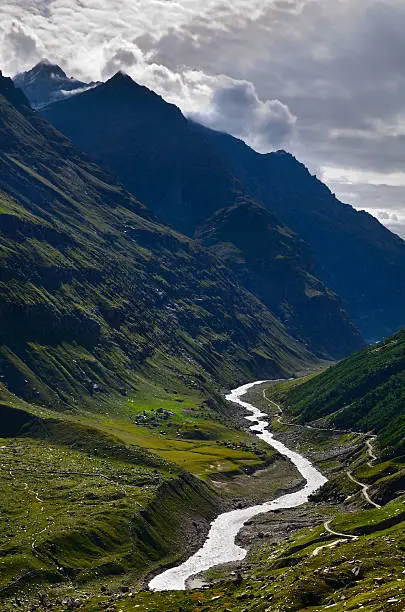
[263,387,381,509]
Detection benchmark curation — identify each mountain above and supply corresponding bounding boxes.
[0,69,30,109]
[0,70,318,410]
[41,72,363,360]
[13,60,98,108]
[271,329,405,457]
[4,69,405,612]
[42,72,405,344]
[0,72,322,608]
[196,199,362,359]
[44,72,241,235]
[194,124,405,342]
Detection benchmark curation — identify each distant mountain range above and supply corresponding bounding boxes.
[43,72,365,358]
[197,124,405,343]
[13,60,98,108]
[2,61,404,409]
[35,68,405,344]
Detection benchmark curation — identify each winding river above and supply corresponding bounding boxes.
[149,380,327,592]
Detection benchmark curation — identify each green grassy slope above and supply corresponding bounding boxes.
[110,499,405,611]
[0,396,224,603]
[56,383,405,612]
[3,352,405,609]
[269,330,405,456]
[115,369,405,612]
[0,375,283,608]
[0,72,315,412]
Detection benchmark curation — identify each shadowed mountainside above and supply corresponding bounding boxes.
[41,72,364,359]
[0,71,318,410]
[196,124,405,342]
[42,70,405,343]
[196,199,362,359]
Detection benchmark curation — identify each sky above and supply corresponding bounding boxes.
[1,0,404,238]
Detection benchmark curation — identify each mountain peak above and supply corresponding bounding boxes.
[105,71,150,93]
[32,60,67,78]
[16,60,68,82]
[13,62,96,109]
[101,71,183,116]
[109,70,132,82]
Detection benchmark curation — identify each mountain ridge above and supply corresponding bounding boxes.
[269,328,405,457]
[0,70,317,410]
[40,70,364,359]
[195,122,405,341]
[196,199,363,358]
[41,68,405,343]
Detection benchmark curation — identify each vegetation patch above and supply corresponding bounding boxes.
[265,331,405,457]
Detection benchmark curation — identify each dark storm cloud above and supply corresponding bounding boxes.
[192,80,297,150]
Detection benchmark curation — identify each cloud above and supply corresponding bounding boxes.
[2,21,43,72]
[193,79,297,150]
[102,48,139,80]
[322,170,405,239]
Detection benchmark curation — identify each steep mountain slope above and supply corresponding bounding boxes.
[195,124,405,342]
[270,329,405,457]
[0,71,315,410]
[41,71,363,359]
[13,60,97,108]
[196,199,362,359]
[42,71,405,343]
[44,71,241,236]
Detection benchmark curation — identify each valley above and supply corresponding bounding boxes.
[149,381,327,592]
[107,377,404,612]
[0,376,303,610]
[0,60,404,612]
[2,364,405,612]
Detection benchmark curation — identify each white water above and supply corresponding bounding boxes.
[149,380,327,592]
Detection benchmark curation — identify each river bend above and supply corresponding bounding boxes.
[149,380,327,591]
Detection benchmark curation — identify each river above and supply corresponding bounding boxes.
[149,380,327,592]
